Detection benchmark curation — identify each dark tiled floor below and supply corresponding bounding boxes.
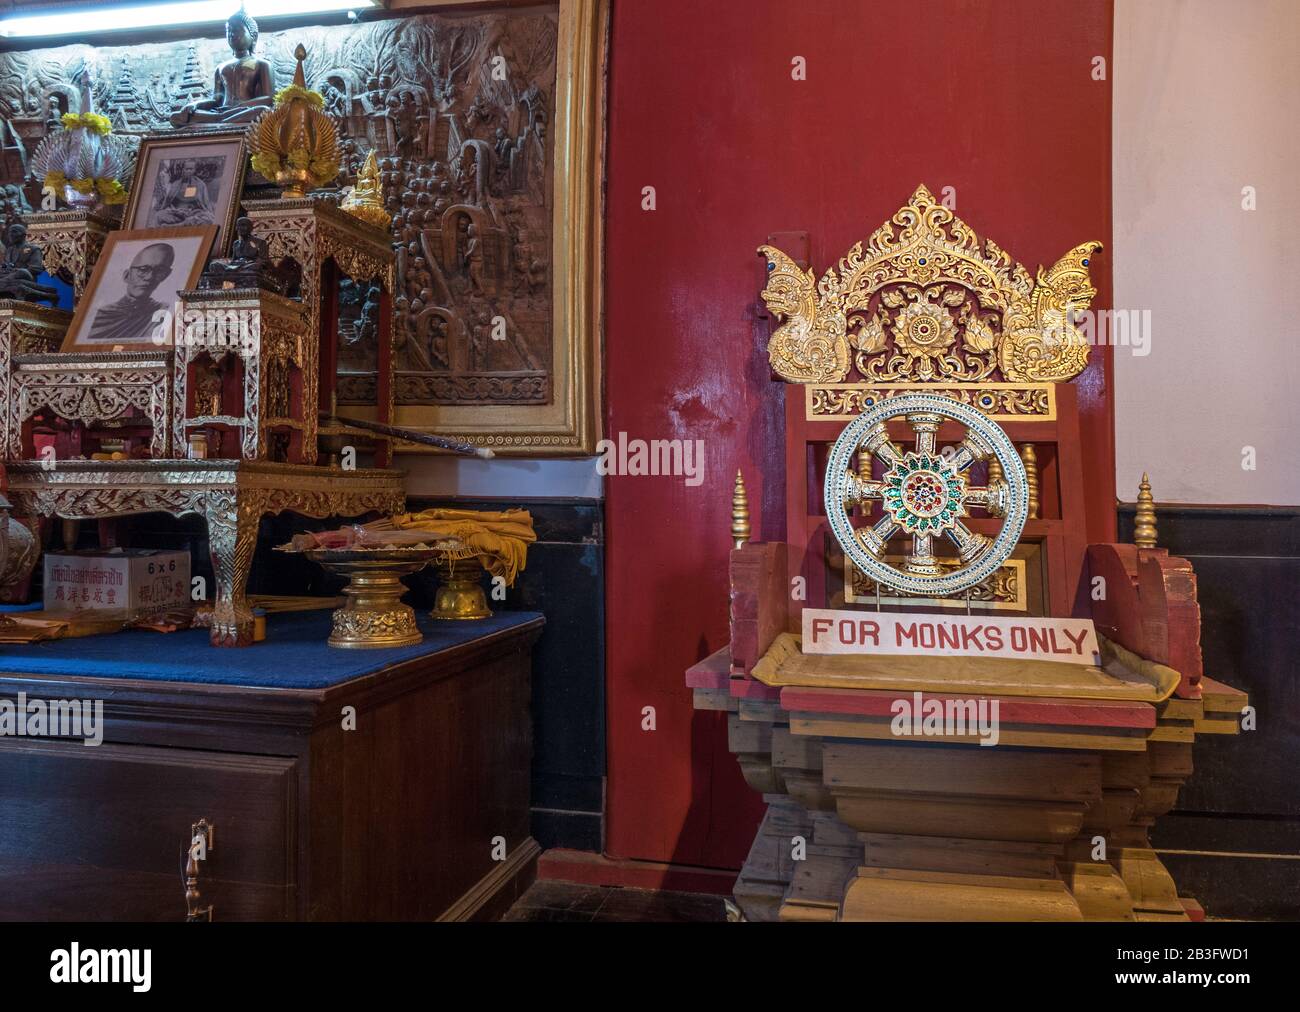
[502,880,729,922]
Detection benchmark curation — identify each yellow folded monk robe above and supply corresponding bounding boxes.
[374,508,537,586]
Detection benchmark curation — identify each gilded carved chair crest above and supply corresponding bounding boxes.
[759,185,1101,385]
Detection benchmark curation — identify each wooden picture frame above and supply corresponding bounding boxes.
[60,226,218,353]
[122,130,247,257]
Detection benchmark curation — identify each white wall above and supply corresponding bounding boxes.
[399,453,602,499]
[1113,0,1299,505]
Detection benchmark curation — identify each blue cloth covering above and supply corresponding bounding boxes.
[0,609,541,689]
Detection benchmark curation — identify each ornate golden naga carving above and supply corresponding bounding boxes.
[757,248,848,383]
[759,185,1101,385]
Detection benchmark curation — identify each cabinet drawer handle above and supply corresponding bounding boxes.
[183,819,215,922]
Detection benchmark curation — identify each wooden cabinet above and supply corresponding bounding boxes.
[0,614,543,921]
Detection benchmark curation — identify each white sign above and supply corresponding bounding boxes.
[44,549,190,617]
[801,608,1100,666]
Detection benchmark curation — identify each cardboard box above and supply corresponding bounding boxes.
[43,549,191,617]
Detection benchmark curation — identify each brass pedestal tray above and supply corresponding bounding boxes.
[303,547,441,649]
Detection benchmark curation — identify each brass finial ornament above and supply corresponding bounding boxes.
[1021,443,1039,519]
[732,470,752,549]
[1134,472,1158,548]
[340,150,391,229]
[247,43,340,198]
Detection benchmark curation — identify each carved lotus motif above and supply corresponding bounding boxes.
[891,295,957,380]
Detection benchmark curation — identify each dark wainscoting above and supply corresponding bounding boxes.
[1119,504,1300,921]
[62,497,607,855]
[407,496,605,854]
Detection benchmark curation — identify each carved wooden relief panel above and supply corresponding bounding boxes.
[0,0,603,454]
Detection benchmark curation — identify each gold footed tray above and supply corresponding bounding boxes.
[303,547,439,649]
[430,553,492,620]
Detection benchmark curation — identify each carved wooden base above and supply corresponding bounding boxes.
[691,646,1236,922]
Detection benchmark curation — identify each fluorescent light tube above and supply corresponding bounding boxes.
[0,1,378,39]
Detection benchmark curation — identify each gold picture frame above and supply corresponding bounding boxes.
[60,225,218,354]
[122,130,248,257]
[389,0,606,456]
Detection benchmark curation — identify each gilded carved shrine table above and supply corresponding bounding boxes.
[4,459,404,646]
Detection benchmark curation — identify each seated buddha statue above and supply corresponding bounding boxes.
[0,223,59,306]
[170,11,274,128]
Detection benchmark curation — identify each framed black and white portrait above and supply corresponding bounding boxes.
[61,226,218,353]
[123,132,247,255]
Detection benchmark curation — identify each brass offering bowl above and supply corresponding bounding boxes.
[303,547,440,649]
[430,552,493,621]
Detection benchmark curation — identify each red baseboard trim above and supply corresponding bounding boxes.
[538,848,737,895]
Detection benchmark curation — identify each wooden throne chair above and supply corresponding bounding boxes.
[686,185,1248,921]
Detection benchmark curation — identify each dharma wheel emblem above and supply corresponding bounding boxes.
[824,392,1029,596]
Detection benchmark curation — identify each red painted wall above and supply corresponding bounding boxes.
[604,0,1115,867]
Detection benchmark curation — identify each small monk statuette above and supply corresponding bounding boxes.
[170,10,274,128]
[0,223,59,305]
[200,216,295,295]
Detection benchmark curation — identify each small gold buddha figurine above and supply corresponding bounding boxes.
[170,10,274,128]
[341,151,391,229]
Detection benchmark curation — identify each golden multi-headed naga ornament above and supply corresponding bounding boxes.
[247,44,340,198]
[341,150,390,230]
[759,185,1101,385]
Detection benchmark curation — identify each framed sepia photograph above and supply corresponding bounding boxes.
[60,226,218,353]
[123,132,247,256]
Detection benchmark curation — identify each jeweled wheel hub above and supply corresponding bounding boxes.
[883,453,966,535]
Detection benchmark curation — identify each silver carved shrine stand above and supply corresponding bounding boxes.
[242,198,397,466]
[5,460,404,646]
[0,198,410,647]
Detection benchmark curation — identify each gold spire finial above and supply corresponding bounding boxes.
[293,44,308,87]
[731,469,751,549]
[1134,472,1158,548]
